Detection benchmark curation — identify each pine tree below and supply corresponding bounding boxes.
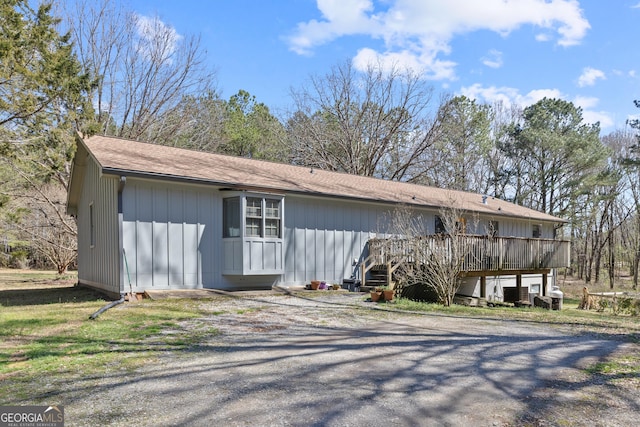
[0,1,94,273]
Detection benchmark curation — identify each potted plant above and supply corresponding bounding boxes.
[382,287,394,302]
[375,286,394,302]
[370,289,382,302]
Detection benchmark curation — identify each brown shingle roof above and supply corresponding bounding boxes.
[77,134,564,223]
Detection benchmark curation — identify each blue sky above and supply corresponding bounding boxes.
[126,0,640,134]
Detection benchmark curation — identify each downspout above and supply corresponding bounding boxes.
[117,176,130,297]
[89,295,125,320]
[88,176,128,320]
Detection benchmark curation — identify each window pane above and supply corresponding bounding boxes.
[246,197,262,218]
[265,218,280,237]
[246,218,262,237]
[223,197,240,237]
[532,224,541,238]
[489,220,499,237]
[245,197,263,237]
[265,199,280,218]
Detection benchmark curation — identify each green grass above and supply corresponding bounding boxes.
[0,270,223,402]
[2,269,638,404]
[390,297,640,340]
[586,355,640,377]
[1,298,221,401]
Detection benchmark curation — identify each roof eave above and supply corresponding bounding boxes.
[66,135,90,216]
[100,167,565,223]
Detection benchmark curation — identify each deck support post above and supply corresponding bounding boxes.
[480,276,486,298]
[542,273,548,296]
[516,274,522,301]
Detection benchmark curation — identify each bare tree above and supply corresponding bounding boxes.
[606,128,640,289]
[287,59,448,182]
[62,0,217,141]
[388,201,477,306]
[3,182,76,274]
[0,1,94,272]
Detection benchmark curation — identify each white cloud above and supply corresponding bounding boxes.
[632,2,640,8]
[460,83,561,108]
[573,95,599,110]
[134,15,182,62]
[580,110,614,128]
[577,67,606,87]
[572,96,614,128]
[535,33,551,42]
[287,0,377,56]
[352,47,457,80]
[287,0,590,79]
[482,49,503,69]
[460,84,614,129]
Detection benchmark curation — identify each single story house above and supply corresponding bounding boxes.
[66,134,569,300]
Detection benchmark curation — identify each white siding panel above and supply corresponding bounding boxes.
[152,188,169,288]
[316,230,326,278]
[239,238,283,274]
[183,190,199,286]
[136,219,153,288]
[168,190,184,287]
[122,186,137,286]
[325,230,335,280]
[76,158,120,295]
[153,219,169,288]
[198,192,214,286]
[263,241,276,270]
[122,219,137,286]
[283,196,394,285]
[223,239,241,273]
[121,179,224,291]
[168,221,184,286]
[111,176,561,292]
[305,228,315,279]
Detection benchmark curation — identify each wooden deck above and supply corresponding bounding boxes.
[362,235,571,287]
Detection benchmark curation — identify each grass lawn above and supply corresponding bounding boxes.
[0,269,221,403]
[1,269,638,404]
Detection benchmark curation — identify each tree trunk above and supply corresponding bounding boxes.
[634,251,639,290]
[607,211,615,289]
[594,248,602,284]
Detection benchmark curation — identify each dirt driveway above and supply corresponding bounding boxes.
[66,292,637,426]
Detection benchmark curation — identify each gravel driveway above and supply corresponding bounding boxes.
[65,292,638,426]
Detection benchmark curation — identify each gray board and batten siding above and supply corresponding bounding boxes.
[67,135,564,297]
[88,176,401,294]
[71,146,121,296]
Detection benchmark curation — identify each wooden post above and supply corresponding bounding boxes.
[516,274,522,302]
[542,273,548,296]
[480,276,486,298]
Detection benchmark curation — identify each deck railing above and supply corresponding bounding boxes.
[367,235,570,273]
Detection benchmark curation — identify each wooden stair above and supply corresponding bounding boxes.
[360,265,388,292]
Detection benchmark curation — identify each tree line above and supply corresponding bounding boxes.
[1,0,638,289]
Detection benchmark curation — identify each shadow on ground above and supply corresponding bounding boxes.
[17,291,640,426]
[0,285,108,306]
